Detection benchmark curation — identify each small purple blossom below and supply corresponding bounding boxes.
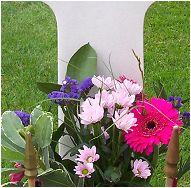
[15,111,30,126]
[168,96,174,102]
[35,179,42,187]
[48,91,65,104]
[48,90,80,105]
[175,96,183,108]
[182,112,190,119]
[79,77,93,92]
[168,96,183,109]
[60,76,79,93]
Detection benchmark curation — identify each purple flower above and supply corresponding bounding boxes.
[168,96,183,108]
[60,76,79,93]
[35,179,42,187]
[48,91,80,105]
[15,111,30,126]
[182,112,190,119]
[168,96,174,102]
[79,77,93,92]
[48,91,65,104]
[68,92,80,99]
[175,96,183,108]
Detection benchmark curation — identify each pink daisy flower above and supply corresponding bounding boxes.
[9,163,24,183]
[132,159,151,179]
[124,98,183,155]
[74,162,95,178]
[101,126,110,140]
[76,145,100,163]
[78,97,104,125]
[117,75,142,95]
[112,109,137,132]
[92,75,114,90]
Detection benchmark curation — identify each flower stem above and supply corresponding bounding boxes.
[148,145,159,182]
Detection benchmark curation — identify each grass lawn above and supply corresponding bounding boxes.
[1,1,190,186]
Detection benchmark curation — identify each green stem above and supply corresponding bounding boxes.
[93,123,102,146]
[117,131,122,154]
[151,145,159,169]
[148,145,159,182]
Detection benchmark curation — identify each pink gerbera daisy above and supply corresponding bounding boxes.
[124,98,183,155]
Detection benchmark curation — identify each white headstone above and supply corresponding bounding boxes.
[44,1,154,157]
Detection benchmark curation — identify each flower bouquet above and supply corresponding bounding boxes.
[1,43,190,187]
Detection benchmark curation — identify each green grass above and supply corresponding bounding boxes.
[144,1,190,187]
[1,1,190,186]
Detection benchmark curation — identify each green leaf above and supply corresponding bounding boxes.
[95,165,106,181]
[61,159,76,174]
[77,178,84,187]
[38,169,75,187]
[35,113,53,148]
[63,107,80,144]
[31,105,44,126]
[1,182,21,187]
[177,156,190,179]
[66,43,97,82]
[130,178,152,187]
[37,82,62,94]
[153,80,167,99]
[104,166,122,183]
[2,111,25,148]
[1,146,25,161]
[1,129,25,154]
[159,144,168,154]
[62,143,87,159]
[51,122,66,152]
[1,168,24,177]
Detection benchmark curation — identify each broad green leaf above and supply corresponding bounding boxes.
[38,169,75,187]
[62,143,87,159]
[95,165,106,181]
[35,113,53,148]
[2,111,25,148]
[64,107,80,145]
[66,43,97,82]
[61,159,76,174]
[51,122,66,152]
[1,129,25,154]
[31,105,43,126]
[104,166,122,183]
[1,146,25,161]
[77,178,84,187]
[37,82,62,94]
[1,168,24,177]
[1,182,21,187]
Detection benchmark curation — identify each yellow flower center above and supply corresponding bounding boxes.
[82,169,89,175]
[86,156,93,163]
[137,169,142,175]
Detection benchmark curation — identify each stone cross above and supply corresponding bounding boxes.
[44,1,154,156]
